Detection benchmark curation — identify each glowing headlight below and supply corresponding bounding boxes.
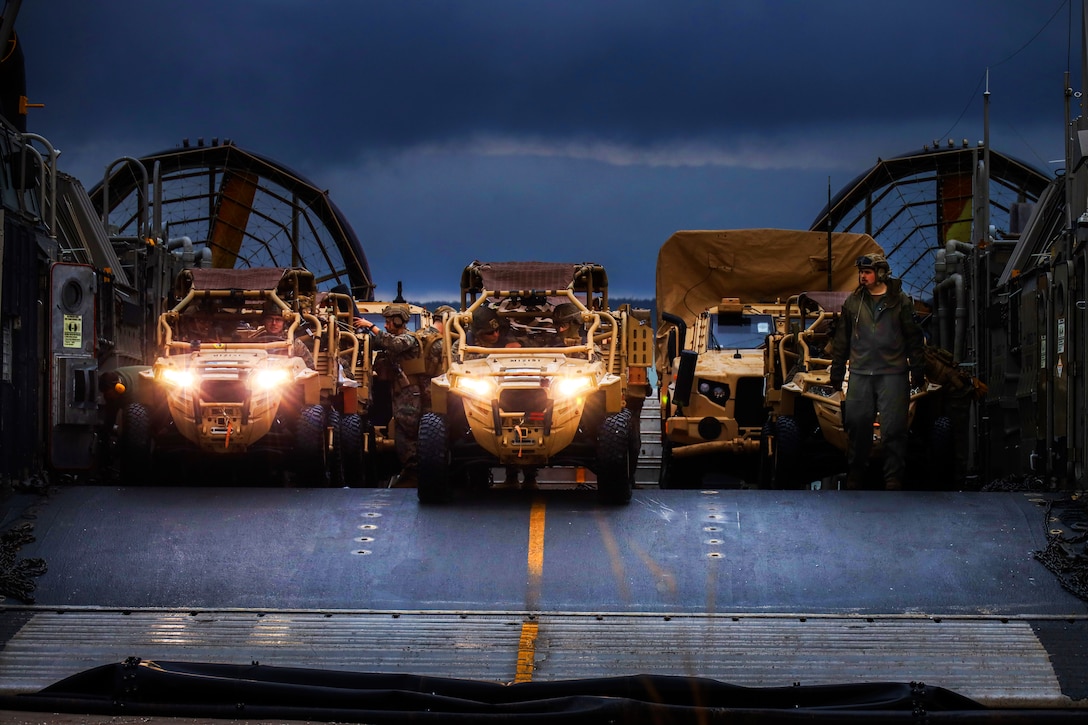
[159,367,195,388]
[253,367,290,391]
[553,375,594,400]
[453,375,496,399]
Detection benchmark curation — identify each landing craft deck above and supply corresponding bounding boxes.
[1,484,1085,707]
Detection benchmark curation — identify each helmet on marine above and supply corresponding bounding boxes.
[551,302,582,327]
[381,303,411,324]
[856,253,891,280]
[472,305,501,333]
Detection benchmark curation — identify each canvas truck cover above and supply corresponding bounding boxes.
[655,229,883,375]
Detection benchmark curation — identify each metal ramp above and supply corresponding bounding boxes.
[1,481,1086,708]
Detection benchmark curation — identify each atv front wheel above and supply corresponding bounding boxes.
[295,404,330,486]
[340,412,370,487]
[772,415,801,488]
[596,409,633,504]
[757,418,774,489]
[418,412,452,503]
[119,402,153,485]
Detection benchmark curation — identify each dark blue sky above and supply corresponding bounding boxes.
[14,0,1075,299]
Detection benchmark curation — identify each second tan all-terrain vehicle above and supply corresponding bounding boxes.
[118,267,369,485]
[761,289,955,488]
[417,261,653,504]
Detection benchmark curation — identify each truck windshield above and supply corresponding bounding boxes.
[708,313,774,350]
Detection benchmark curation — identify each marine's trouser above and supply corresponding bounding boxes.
[844,371,909,483]
[393,381,422,465]
[392,383,425,470]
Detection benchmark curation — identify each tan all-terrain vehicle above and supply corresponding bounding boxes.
[118,267,368,485]
[656,229,885,488]
[762,289,954,488]
[417,261,653,504]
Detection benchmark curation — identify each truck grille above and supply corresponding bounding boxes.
[735,377,766,427]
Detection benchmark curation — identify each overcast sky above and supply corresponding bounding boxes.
[14,0,1077,300]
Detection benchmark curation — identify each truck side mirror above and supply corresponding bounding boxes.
[673,349,698,407]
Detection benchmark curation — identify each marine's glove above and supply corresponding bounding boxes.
[910,369,925,389]
[829,374,845,391]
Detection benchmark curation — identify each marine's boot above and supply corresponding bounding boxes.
[393,468,418,488]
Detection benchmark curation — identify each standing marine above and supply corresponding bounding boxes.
[829,253,926,490]
[354,304,430,487]
[355,303,452,487]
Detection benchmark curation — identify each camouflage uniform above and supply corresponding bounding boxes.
[367,331,424,475]
[363,304,451,480]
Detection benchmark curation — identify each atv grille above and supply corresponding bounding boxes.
[200,379,247,403]
[499,388,549,415]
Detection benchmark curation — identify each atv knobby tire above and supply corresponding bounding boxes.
[119,402,153,485]
[418,412,452,504]
[340,412,370,487]
[772,414,801,488]
[295,404,329,486]
[596,409,633,504]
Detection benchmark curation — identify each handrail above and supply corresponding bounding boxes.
[20,133,57,235]
[102,157,149,239]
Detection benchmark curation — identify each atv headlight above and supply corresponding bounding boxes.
[253,367,291,391]
[159,367,195,389]
[553,375,594,400]
[453,375,496,400]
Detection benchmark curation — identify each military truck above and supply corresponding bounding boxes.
[118,267,368,485]
[656,229,884,488]
[417,261,653,504]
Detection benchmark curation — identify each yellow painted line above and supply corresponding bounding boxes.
[518,500,547,683]
[514,621,539,683]
[526,498,546,606]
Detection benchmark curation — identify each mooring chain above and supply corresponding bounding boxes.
[0,521,48,604]
[1033,497,1088,602]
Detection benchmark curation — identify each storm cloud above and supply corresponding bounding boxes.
[16,0,1073,299]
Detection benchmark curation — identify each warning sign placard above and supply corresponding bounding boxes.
[63,314,83,348]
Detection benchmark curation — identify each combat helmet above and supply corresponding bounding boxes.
[381,303,411,324]
[262,299,284,318]
[551,302,582,327]
[856,253,891,280]
[472,305,501,333]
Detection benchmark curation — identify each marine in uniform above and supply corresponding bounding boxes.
[354,304,429,487]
